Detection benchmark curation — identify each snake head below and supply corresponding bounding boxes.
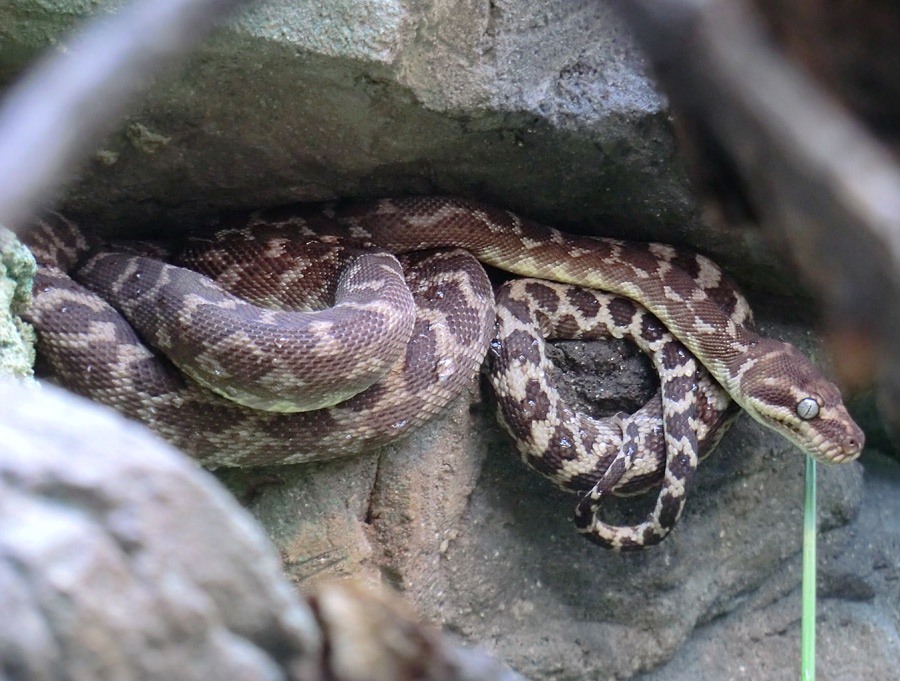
[735,339,864,464]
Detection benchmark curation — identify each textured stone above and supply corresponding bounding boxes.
[214,391,486,594]
[0,0,778,288]
[633,453,900,681]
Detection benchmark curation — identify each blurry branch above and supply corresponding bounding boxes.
[616,0,900,391]
[307,579,530,681]
[0,0,250,232]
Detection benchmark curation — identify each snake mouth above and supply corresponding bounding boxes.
[778,419,863,465]
[806,429,863,465]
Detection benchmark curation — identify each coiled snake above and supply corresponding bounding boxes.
[22,197,864,550]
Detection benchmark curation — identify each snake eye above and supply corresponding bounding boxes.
[796,397,820,420]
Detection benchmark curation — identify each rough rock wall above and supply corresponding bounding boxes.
[0,0,782,289]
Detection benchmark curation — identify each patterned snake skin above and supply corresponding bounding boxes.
[22,197,865,549]
[490,279,739,549]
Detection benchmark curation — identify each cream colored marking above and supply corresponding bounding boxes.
[649,243,677,260]
[262,237,289,259]
[694,315,719,335]
[550,229,567,246]
[696,256,723,290]
[75,320,116,343]
[115,341,158,362]
[44,287,111,313]
[663,285,686,304]
[690,288,710,303]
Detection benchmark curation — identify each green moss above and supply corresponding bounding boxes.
[0,227,37,381]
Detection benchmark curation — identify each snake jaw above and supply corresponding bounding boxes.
[782,410,864,464]
[743,398,864,464]
[736,340,865,464]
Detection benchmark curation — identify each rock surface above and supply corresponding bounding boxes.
[0,380,323,681]
[633,452,900,681]
[1,1,897,680]
[0,0,781,289]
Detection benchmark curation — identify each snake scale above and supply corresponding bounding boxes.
[22,197,864,550]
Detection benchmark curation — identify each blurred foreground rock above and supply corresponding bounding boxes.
[0,380,322,680]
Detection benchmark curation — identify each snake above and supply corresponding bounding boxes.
[20,197,865,550]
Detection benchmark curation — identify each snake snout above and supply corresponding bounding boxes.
[821,428,865,464]
[840,430,864,461]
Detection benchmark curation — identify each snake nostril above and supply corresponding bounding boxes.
[844,434,863,455]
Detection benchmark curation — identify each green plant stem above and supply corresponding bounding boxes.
[801,455,817,681]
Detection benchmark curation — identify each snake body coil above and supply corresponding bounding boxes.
[22,197,864,549]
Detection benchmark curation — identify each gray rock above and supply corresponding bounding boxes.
[632,453,900,681]
[1,0,778,288]
[0,380,322,681]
